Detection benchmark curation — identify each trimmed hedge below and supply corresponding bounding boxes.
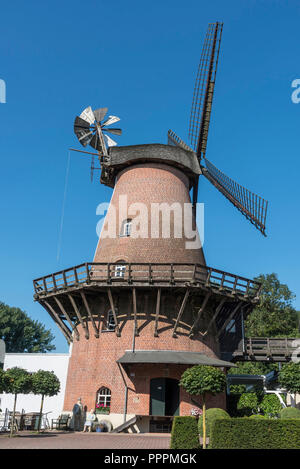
[249,414,267,419]
[210,418,300,449]
[279,407,300,419]
[170,416,200,449]
[198,408,230,436]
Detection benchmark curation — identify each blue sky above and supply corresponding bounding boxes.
[1,0,300,352]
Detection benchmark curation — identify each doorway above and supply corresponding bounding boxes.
[150,378,179,416]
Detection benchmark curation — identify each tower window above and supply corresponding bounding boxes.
[114,260,126,278]
[106,310,116,331]
[120,219,132,237]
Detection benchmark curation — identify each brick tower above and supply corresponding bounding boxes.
[33,144,261,432]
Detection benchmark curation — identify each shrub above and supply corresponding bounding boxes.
[278,362,300,394]
[198,408,230,436]
[210,418,300,449]
[249,414,266,419]
[170,416,200,449]
[279,407,300,419]
[237,393,259,416]
[260,394,282,417]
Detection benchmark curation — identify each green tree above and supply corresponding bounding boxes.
[5,367,32,436]
[179,365,226,449]
[260,394,283,417]
[237,393,260,416]
[31,370,60,432]
[278,362,300,405]
[245,274,299,338]
[0,301,55,352]
[0,368,8,394]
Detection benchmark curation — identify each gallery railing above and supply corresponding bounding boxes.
[33,262,262,301]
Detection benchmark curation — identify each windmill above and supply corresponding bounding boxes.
[73,105,122,181]
[34,22,270,431]
[168,22,268,236]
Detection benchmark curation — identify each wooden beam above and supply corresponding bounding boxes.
[54,296,80,341]
[68,294,89,339]
[216,301,243,340]
[107,288,121,337]
[132,288,139,336]
[202,298,226,337]
[154,288,161,337]
[80,291,99,338]
[189,292,211,336]
[173,289,190,337]
[42,300,72,343]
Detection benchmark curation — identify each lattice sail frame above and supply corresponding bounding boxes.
[203,158,268,236]
[189,22,223,159]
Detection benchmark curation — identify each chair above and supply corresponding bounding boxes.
[51,414,70,430]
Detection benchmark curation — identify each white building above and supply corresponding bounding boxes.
[0,352,70,423]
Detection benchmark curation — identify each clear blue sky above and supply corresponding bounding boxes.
[1,0,300,352]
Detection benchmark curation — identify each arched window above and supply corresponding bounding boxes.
[120,218,132,237]
[96,387,111,414]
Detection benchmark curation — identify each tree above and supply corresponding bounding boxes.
[5,367,32,437]
[245,274,299,338]
[278,362,300,407]
[0,301,55,352]
[179,365,226,449]
[0,368,8,395]
[31,370,60,432]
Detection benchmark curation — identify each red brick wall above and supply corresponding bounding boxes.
[94,163,206,265]
[63,320,225,415]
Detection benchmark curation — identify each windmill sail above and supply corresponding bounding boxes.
[203,158,268,236]
[167,129,194,152]
[189,22,223,160]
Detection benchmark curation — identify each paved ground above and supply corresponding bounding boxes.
[0,431,171,449]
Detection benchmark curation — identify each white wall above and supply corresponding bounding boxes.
[0,353,70,422]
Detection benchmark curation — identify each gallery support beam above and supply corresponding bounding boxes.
[42,300,72,343]
[189,292,211,337]
[216,301,243,340]
[107,288,121,337]
[173,289,190,337]
[80,291,99,338]
[202,297,226,337]
[68,294,89,340]
[54,296,80,341]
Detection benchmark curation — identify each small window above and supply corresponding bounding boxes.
[96,387,111,414]
[115,265,126,278]
[120,219,132,237]
[114,260,126,279]
[226,319,236,333]
[107,310,116,331]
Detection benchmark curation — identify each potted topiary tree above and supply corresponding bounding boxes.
[5,367,32,437]
[31,370,60,432]
[179,365,226,449]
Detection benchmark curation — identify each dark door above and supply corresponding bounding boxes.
[150,378,165,416]
[150,378,179,416]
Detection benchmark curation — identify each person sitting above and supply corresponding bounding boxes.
[82,409,96,433]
